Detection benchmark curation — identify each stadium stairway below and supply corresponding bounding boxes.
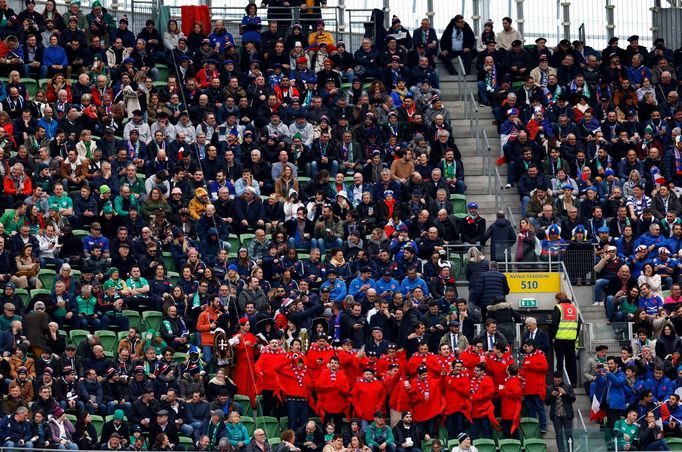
[438,71,608,450]
[438,71,521,229]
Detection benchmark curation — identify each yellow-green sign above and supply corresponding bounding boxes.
[507,272,561,293]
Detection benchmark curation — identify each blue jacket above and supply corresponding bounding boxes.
[42,44,68,67]
[348,277,377,303]
[399,276,429,296]
[37,117,58,140]
[375,277,400,299]
[0,414,32,443]
[635,233,668,260]
[224,422,250,447]
[624,377,649,406]
[321,279,347,303]
[647,375,673,403]
[185,400,210,425]
[596,370,628,410]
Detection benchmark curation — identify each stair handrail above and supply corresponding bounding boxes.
[456,56,466,101]
[467,92,479,139]
[493,165,504,211]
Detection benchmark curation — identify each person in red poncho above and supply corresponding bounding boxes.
[376,344,406,378]
[276,352,313,430]
[385,363,410,427]
[350,368,387,430]
[307,334,335,382]
[459,340,486,374]
[470,362,497,440]
[406,342,436,377]
[405,365,444,438]
[315,355,350,433]
[520,339,549,434]
[443,360,471,438]
[231,317,259,404]
[336,339,362,385]
[254,338,289,417]
[499,364,523,439]
[485,342,516,399]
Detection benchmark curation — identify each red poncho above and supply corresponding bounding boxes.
[315,368,350,417]
[350,377,387,421]
[459,347,485,374]
[254,347,289,393]
[306,344,335,382]
[385,372,410,413]
[337,349,362,385]
[407,375,445,422]
[520,350,549,398]
[275,358,314,404]
[377,352,407,379]
[485,351,515,397]
[443,371,472,421]
[406,352,436,377]
[499,375,523,433]
[469,375,499,428]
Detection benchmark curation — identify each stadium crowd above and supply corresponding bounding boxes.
[0,0,672,450]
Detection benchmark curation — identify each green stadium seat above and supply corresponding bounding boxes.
[268,437,282,446]
[227,234,241,252]
[472,439,496,452]
[168,271,180,285]
[37,269,56,289]
[173,351,187,363]
[234,394,253,418]
[66,414,77,423]
[278,416,288,431]
[142,311,163,331]
[14,288,29,307]
[162,251,176,272]
[179,437,194,447]
[240,233,256,249]
[421,439,433,452]
[668,438,682,450]
[258,416,281,438]
[91,415,105,436]
[450,193,467,215]
[156,63,170,81]
[97,330,118,352]
[20,78,38,98]
[69,329,90,346]
[297,176,311,184]
[498,439,522,452]
[446,440,459,450]
[38,78,50,92]
[153,81,167,89]
[117,331,129,341]
[123,310,142,330]
[31,288,52,299]
[242,417,256,435]
[523,439,547,452]
[520,417,541,440]
[72,229,88,238]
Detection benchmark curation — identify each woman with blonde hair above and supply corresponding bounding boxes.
[623,169,642,197]
[465,246,489,294]
[75,129,96,160]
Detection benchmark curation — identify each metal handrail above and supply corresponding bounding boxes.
[467,92,479,139]
[493,166,504,211]
[456,56,466,101]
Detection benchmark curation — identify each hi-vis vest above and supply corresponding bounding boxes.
[555,302,579,340]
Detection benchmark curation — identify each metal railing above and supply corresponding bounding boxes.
[464,91,479,140]
[455,56,467,101]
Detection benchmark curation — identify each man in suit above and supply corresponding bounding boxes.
[475,319,508,352]
[439,320,469,353]
[523,317,550,355]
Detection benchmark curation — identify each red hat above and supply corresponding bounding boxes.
[296,56,307,65]
[239,317,249,325]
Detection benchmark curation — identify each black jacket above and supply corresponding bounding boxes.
[545,381,575,420]
[470,270,510,309]
[440,19,475,53]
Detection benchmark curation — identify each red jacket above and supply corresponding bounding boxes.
[443,371,471,417]
[315,368,350,416]
[91,85,114,107]
[485,351,515,396]
[254,348,289,392]
[499,376,523,431]
[3,175,32,197]
[350,377,387,421]
[407,375,444,422]
[306,344,335,382]
[469,375,497,426]
[520,350,549,397]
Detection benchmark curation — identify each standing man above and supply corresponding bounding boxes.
[315,356,350,434]
[469,363,496,440]
[550,293,581,385]
[520,339,549,434]
[545,371,575,452]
